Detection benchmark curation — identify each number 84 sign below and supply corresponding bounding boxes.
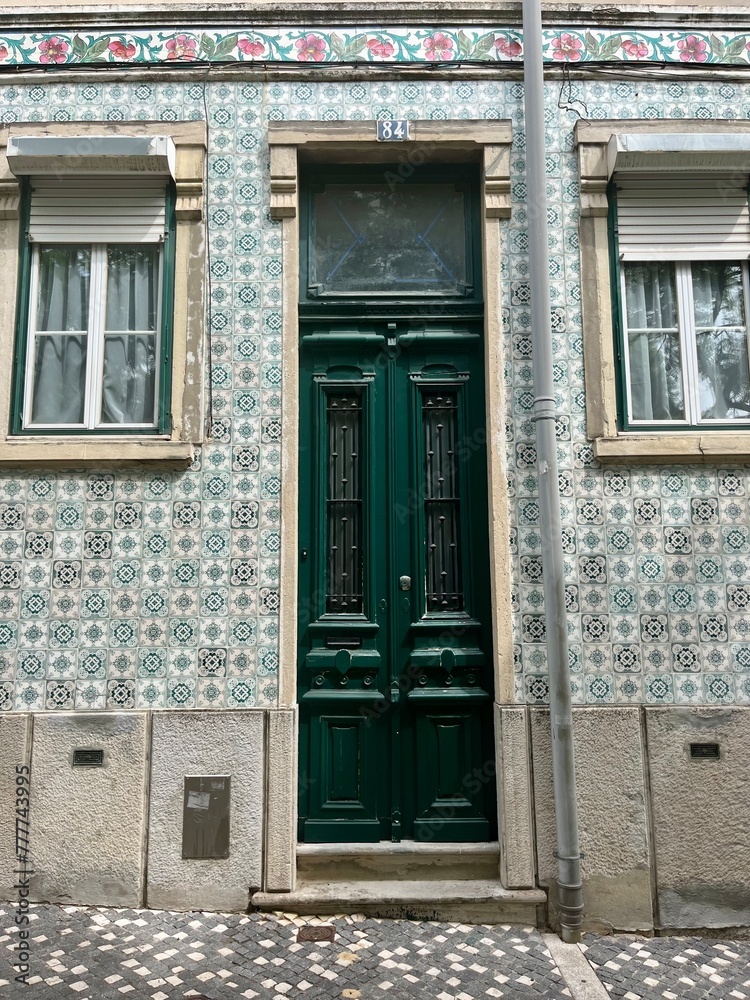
[377,120,411,141]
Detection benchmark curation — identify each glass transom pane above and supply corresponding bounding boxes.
[311,183,468,295]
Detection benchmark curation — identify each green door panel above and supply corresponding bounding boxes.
[298,319,495,843]
[302,709,383,843]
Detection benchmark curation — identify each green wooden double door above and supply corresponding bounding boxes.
[297,320,496,843]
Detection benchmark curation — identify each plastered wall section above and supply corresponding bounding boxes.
[646,707,750,930]
[29,712,149,906]
[530,706,654,933]
[147,710,265,912]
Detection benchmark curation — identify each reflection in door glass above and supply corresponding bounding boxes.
[312,183,468,295]
[423,391,463,612]
[326,393,363,613]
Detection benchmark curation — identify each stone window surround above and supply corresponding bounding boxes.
[0,120,207,466]
[575,118,750,464]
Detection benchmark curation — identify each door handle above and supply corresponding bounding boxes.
[399,575,412,591]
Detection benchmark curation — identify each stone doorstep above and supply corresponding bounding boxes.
[251,879,547,925]
[296,840,502,882]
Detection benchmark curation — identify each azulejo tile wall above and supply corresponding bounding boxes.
[1,74,750,710]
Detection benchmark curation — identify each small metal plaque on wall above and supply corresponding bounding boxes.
[376,120,410,141]
[182,776,231,859]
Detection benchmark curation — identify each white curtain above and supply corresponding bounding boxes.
[624,263,684,421]
[31,247,89,424]
[101,248,157,425]
[692,262,750,420]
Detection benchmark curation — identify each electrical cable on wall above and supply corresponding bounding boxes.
[557,61,589,121]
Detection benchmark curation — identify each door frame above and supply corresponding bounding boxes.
[265,120,520,889]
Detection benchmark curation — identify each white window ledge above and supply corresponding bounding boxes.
[0,439,194,467]
[593,433,750,464]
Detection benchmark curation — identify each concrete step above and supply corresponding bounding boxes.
[296,841,502,882]
[252,879,547,924]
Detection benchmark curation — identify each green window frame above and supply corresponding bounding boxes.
[609,181,750,433]
[11,179,176,437]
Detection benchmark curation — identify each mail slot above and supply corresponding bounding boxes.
[325,635,362,649]
[182,775,231,859]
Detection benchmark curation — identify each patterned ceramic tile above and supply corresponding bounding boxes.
[0,75,750,709]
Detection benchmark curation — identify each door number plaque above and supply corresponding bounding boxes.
[377,120,411,141]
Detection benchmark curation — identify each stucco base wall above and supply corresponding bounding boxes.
[4,704,750,931]
[646,707,750,931]
[530,707,654,934]
[146,709,265,913]
[29,713,149,907]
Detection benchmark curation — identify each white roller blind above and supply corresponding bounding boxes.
[28,177,167,244]
[616,173,750,261]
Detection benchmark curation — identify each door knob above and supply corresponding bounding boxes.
[399,575,412,591]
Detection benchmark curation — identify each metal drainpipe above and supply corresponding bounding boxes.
[522,0,584,942]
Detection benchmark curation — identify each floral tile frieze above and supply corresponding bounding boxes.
[0,27,746,67]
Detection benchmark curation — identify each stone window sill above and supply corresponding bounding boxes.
[592,432,750,463]
[0,438,195,467]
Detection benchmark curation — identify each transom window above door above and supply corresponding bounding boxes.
[301,166,481,303]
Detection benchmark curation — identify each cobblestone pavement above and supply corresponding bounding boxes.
[0,905,569,999]
[0,904,748,1000]
[582,933,750,1000]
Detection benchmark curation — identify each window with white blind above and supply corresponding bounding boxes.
[0,124,206,465]
[18,176,174,433]
[614,173,750,428]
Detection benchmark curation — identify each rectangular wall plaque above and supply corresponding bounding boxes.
[377,120,411,141]
[182,775,231,859]
[72,748,104,767]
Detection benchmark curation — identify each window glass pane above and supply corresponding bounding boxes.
[101,335,156,425]
[311,183,468,294]
[31,335,86,424]
[623,263,685,421]
[692,262,750,420]
[105,247,158,332]
[36,247,90,332]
